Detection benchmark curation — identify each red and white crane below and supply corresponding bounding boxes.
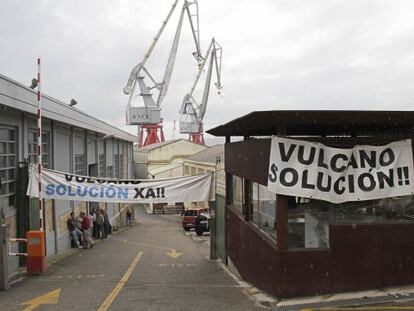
[124,0,203,147]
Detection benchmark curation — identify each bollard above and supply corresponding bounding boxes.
[208,218,217,260]
[26,231,45,275]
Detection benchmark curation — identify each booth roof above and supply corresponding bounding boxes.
[206,110,414,137]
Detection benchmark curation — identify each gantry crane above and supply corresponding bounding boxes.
[179,38,222,145]
[124,0,203,147]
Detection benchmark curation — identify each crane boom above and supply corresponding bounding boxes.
[179,38,222,138]
[187,41,213,97]
[157,6,186,107]
[123,0,179,95]
[185,0,202,62]
[198,47,215,120]
[124,0,203,117]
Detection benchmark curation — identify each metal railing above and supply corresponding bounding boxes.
[8,238,27,257]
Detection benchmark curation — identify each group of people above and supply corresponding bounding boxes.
[67,208,112,249]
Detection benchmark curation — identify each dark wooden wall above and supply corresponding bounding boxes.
[226,207,414,298]
[225,139,271,186]
[226,207,281,296]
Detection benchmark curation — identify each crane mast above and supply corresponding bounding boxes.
[179,38,222,145]
[124,0,202,148]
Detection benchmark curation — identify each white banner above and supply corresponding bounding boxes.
[27,166,213,203]
[267,137,414,203]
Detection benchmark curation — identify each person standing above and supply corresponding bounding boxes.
[96,210,106,239]
[92,209,99,238]
[126,209,132,226]
[103,210,111,236]
[80,211,93,249]
[67,212,81,248]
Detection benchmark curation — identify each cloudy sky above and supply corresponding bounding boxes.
[1,0,414,142]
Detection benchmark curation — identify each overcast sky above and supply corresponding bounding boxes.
[1,0,414,142]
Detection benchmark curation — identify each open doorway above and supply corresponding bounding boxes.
[87,164,99,215]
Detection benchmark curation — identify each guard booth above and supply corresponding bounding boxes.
[207,110,414,298]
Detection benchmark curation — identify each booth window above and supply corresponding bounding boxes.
[286,194,414,249]
[334,195,414,224]
[287,197,330,249]
[0,127,16,207]
[232,176,244,214]
[252,182,276,240]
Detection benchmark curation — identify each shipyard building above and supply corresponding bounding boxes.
[0,73,136,278]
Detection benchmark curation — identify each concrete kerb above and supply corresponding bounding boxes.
[215,257,278,309]
[273,285,414,310]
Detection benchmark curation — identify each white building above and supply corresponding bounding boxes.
[134,139,207,178]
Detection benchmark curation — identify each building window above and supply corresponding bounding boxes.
[107,166,113,178]
[114,154,119,178]
[197,168,205,174]
[190,167,196,175]
[0,127,16,207]
[184,166,190,175]
[119,155,124,178]
[99,153,105,177]
[74,154,85,175]
[28,130,50,168]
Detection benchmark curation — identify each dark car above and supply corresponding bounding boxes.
[194,211,211,236]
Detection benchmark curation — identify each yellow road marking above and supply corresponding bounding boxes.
[166,249,183,258]
[116,238,184,259]
[114,237,181,253]
[21,288,61,311]
[98,251,143,311]
[303,307,414,310]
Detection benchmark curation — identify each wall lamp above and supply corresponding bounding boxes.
[69,99,78,107]
[29,78,38,89]
[87,134,115,144]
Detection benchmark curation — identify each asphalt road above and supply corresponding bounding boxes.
[0,207,260,311]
